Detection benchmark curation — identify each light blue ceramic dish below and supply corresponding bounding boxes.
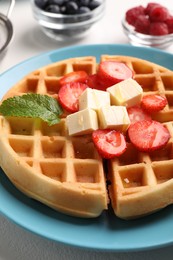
[1,44,173,252]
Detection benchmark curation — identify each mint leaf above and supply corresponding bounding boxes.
[0,94,63,126]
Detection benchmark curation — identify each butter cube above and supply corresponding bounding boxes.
[107,78,143,107]
[98,105,130,132]
[67,108,98,136]
[79,88,110,111]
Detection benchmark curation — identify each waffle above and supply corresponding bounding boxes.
[0,55,173,219]
[0,57,108,218]
[102,55,173,219]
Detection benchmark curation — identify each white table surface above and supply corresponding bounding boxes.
[1,0,173,259]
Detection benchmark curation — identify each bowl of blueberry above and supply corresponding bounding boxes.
[122,2,173,48]
[31,0,105,41]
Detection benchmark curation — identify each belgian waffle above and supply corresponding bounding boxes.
[102,55,173,219]
[0,57,108,218]
[0,55,173,219]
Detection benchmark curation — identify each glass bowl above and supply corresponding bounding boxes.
[31,0,106,41]
[122,17,173,49]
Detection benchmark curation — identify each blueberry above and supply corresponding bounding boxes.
[60,5,67,14]
[35,0,48,9]
[48,0,64,5]
[89,0,100,10]
[45,4,61,13]
[61,0,70,5]
[78,6,90,14]
[65,1,79,14]
[36,0,97,15]
[78,0,91,6]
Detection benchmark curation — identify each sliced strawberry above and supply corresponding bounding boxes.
[128,120,170,152]
[59,71,88,86]
[127,106,151,124]
[141,94,168,113]
[97,61,133,88]
[85,74,106,91]
[58,82,88,113]
[92,129,127,159]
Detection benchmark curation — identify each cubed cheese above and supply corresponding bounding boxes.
[107,78,143,107]
[79,88,110,111]
[98,105,130,132]
[67,108,98,136]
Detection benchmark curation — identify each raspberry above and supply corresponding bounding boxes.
[134,15,150,34]
[149,6,169,22]
[125,6,145,26]
[125,3,172,37]
[166,16,173,34]
[145,2,161,15]
[149,22,169,36]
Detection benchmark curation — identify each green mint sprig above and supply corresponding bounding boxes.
[0,94,63,126]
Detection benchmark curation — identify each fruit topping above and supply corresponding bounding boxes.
[128,120,170,152]
[98,61,133,88]
[59,71,88,86]
[127,106,151,124]
[59,62,171,157]
[34,0,101,14]
[58,82,88,113]
[141,94,168,113]
[92,129,127,159]
[85,74,105,90]
[125,2,173,36]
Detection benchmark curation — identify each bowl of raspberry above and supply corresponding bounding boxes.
[31,0,105,41]
[122,2,173,48]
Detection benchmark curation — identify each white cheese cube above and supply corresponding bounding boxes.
[107,78,143,107]
[67,108,98,136]
[79,88,110,111]
[98,105,130,132]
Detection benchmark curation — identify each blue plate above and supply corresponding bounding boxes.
[1,44,173,252]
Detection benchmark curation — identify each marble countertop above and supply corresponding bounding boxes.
[1,0,173,259]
